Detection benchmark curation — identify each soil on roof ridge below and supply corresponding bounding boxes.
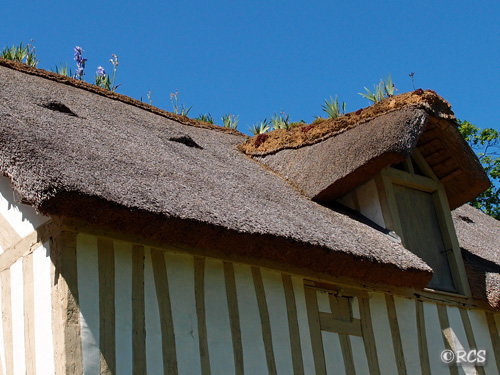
[239,90,455,156]
[0,58,244,137]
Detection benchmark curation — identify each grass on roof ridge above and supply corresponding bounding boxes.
[238,89,455,156]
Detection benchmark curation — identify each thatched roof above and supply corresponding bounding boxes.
[244,92,489,210]
[0,60,431,288]
[0,60,497,306]
[452,205,500,309]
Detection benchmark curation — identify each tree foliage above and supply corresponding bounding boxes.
[458,120,500,219]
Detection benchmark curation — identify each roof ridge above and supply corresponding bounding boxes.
[239,90,456,156]
[0,58,245,137]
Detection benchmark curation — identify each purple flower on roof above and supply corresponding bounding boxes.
[73,46,87,80]
[96,66,106,76]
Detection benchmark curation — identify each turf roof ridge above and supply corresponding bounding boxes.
[0,58,245,137]
[239,90,456,156]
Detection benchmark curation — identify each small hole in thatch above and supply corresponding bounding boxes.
[40,101,78,117]
[169,135,203,149]
[459,215,474,224]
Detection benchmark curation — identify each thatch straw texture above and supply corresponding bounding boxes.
[0,62,432,288]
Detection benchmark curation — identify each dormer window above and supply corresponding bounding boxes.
[378,152,470,294]
[337,152,471,295]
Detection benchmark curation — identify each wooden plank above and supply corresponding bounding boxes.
[0,221,53,272]
[485,312,500,373]
[51,231,83,375]
[374,174,396,230]
[338,334,355,375]
[132,245,146,375]
[416,301,431,375]
[223,262,243,375]
[23,254,36,375]
[319,313,362,336]
[1,269,13,375]
[282,274,304,375]
[327,294,355,373]
[383,167,439,192]
[0,214,21,251]
[304,281,368,299]
[412,150,440,181]
[359,297,380,375]
[151,248,178,375]
[459,309,485,375]
[385,294,407,375]
[379,171,406,241]
[303,286,326,375]
[437,304,458,375]
[433,187,471,296]
[194,257,210,375]
[251,267,277,375]
[98,238,115,375]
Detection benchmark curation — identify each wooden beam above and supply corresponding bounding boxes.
[304,286,326,375]
[416,300,431,375]
[194,257,211,375]
[359,297,380,375]
[251,267,277,375]
[385,294,407,375]
[132,245,146,375]
[151,249,178,375]
[223,262,243,375]
[282,274,304,375]
[318,313,362,336]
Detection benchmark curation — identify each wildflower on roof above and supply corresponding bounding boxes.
[96,66,106,76]
[73,46,87,80]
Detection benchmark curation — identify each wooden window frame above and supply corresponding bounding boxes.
[376,152,471,297]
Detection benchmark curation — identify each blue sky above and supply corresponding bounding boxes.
[1,1,499,134]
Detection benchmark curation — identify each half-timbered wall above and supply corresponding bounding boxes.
[56,234,498,375]
[0,177,54,375]
[0,177,498,375]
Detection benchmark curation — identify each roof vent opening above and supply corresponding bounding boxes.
[169,135,203,149]
[40,101,78,117]
[459,215,474,224]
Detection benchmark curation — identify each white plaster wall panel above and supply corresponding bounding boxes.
[446,306,476,375]
[261,269,293,374]
[316,290,331,313]
[357,180,386,227]
[349,335,369,375]
[233,263,268,374]
[394,296,421,374]
[0,272,5,375]
[423,302,448,374]
[322,332,346,375]
[10,259,25,375]
[204,258,234,374]
[0,177,48,238]
[164,252,201,375]
[467,309,498,375]
[77,234,100,375]
[144,248,164,375]
[369,293,398,375]
[32,243,55,375]
[114,241,133,375]
[291,276,315,374]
